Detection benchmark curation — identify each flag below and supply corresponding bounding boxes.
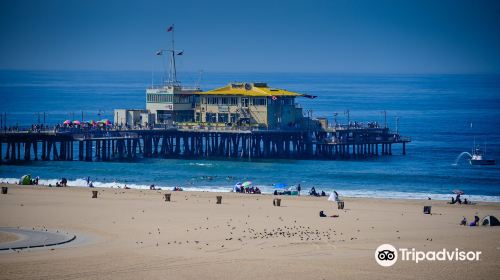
[167,25,174,32]
[177,51,184,55]
[156,50,163,55]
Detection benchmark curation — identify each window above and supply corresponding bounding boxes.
[229,97,238,105]
[218,113,228,123]
[221,97,228,105]
[241,98,249,107]
[230,113,239,123]
[206,113,216,123]
[251,98,266,106]
[208,97,218,105]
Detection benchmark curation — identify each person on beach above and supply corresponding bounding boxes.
[297,184,301,196]
[470,216,480,226]
[310,187,317,196]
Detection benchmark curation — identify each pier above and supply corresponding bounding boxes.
[0,126,409,164]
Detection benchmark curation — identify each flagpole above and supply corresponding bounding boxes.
[171,24,177,84]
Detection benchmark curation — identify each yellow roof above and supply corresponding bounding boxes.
[198,82,302,97]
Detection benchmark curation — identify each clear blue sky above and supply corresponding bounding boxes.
[1,0,499,74]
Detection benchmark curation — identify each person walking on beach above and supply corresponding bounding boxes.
[297,184,301,196]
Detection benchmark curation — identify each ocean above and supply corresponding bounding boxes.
[1,70,499,201]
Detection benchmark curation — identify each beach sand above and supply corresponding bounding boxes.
[0,184,499,280]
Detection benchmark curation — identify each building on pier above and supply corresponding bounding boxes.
[146,84,200,124]
[194,82,306,129]
[114,109,154,127]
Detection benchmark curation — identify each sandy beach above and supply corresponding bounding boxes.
[0,184,499,280]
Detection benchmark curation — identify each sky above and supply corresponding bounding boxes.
[0,0,499,74]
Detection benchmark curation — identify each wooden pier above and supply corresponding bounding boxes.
[0,127,410,164]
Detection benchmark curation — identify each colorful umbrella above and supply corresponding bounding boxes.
[274,183,288,189]
[242,181,252,187]
[63,120,71,125]
[73,120,81,125]
[100,119,112,125]
[453,190,464,195]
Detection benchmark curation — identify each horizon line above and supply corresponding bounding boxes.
[1,68,500,76]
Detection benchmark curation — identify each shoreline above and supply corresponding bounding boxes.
[2,180,499,203]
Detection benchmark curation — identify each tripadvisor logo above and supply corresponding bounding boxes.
[375,244,481,267]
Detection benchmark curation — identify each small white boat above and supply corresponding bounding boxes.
[470,147,495,165]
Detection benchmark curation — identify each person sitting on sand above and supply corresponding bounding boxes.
[310,187,317,196]
[469,215,480,226]
[255,187,261,194]
[319,211,327,217]
[150,184,155,190]
[321,191,326,197]
[460,217,467,226]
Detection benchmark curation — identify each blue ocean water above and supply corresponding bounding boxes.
[1,71,499,201]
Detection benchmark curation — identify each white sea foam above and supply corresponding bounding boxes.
[1,177,499,202]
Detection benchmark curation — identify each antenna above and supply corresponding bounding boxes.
[170,24,177,83]
[195,70,204,88]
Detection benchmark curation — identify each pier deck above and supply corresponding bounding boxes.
[0,127,410,163]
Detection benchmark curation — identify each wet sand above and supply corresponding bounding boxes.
[0,184,499,279]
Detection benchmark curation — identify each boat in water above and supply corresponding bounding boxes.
[470,146,496,165]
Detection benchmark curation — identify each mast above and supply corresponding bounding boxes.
[167,24,178,85]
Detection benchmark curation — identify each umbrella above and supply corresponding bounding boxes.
[73,120,81,125]
[274,183,288,189]
[63,120,71,125]
[233,182,242,191]
[20,174,31,185]
[453,190,464,195]
[242,181,252,187]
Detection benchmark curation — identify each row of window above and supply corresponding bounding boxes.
[147,94,173,103]
[203,113,240,123]
[147,94,295,106]
[147,94,193,104]
[201,97,271,106]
